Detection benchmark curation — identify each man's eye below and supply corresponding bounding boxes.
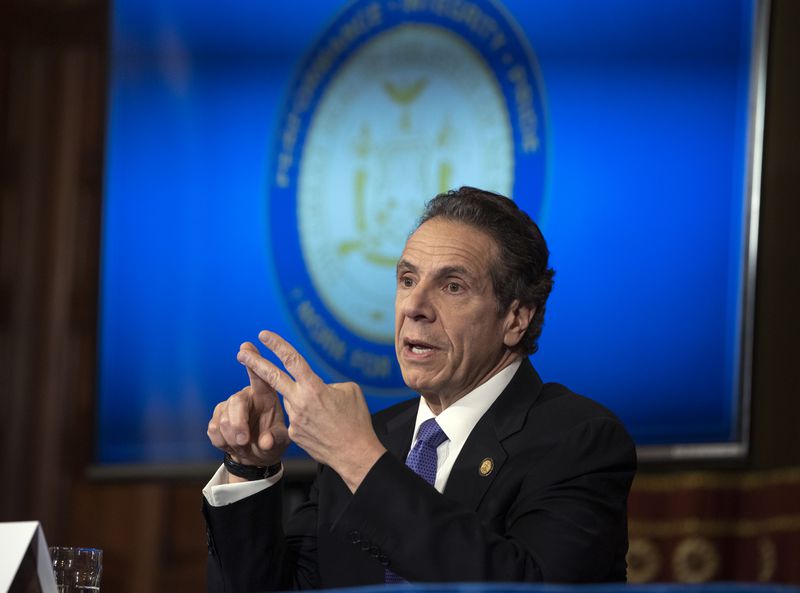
[400,277,414,288]
[447,282,462,293]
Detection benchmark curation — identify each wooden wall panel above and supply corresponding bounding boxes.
[748,0,800,470]
[1,0,109,553]
[66,482,207,593]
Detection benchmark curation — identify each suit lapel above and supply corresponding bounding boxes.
[443,429,508,509]
[373,360,543,511]
[443,359,543,510]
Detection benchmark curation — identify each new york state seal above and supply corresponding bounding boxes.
[268,0,548,393]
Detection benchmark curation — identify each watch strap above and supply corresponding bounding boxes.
[223,453,282,481]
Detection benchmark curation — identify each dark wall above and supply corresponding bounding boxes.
[1,0,798,590]
[748,0,800,470]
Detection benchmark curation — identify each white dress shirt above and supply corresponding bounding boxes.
[203,359,521,505]
[406,359,520,493]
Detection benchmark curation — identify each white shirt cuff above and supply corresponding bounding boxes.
[202,463,284,507]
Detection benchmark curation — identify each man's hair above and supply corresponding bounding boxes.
[416,186,555,356]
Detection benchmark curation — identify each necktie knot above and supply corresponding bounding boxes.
[415,418,448,450]
[404,418,448,487]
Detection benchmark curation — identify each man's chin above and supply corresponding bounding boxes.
[400,372,439,397]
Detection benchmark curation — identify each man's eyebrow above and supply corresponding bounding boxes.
[434,265,474,281]
[396,260,477,281]
[396,259,417,274]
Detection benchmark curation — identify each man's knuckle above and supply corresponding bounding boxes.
[283,352,299,369]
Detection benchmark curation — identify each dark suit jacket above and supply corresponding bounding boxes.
[204,359,637,592]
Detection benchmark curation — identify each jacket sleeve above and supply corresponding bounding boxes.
[329,415,636,583]
[203,475,323,593]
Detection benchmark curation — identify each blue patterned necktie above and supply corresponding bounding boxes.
[406,418,449,486]
[385,418,449,583]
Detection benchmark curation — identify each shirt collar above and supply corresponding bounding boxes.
[411,359,522,450]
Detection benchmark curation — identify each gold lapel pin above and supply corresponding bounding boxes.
[479,457,494,477]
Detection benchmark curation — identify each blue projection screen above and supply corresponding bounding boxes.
[96,0,766,470]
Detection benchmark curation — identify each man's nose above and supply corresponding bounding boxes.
[400,283,436,321]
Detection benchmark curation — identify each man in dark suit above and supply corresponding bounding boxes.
[203,187,636,591]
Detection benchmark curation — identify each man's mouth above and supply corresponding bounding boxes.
[404,339,437,355]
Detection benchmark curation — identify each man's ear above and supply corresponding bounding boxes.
[503,300,535,348]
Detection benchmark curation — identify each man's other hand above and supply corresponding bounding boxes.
[207,341,290,474]
[236,330,387,492]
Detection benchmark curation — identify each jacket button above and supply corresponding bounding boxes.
[360,541,371,551]
[369,546,381,558]
[348,530,361,544]
[379,554,390,566]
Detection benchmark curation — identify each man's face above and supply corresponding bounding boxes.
[394,218,517,401]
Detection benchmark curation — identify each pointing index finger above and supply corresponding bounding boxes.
[240,342,274,399]
[237,347,295,398]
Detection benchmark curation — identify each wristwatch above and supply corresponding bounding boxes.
[223,453,282,480]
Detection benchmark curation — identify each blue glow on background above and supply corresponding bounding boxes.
[98,0,755,463]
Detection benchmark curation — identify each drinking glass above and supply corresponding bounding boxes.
[49,547,103,593]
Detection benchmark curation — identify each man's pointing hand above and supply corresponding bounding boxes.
[207,341,290,475]
[237,330,387,492]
